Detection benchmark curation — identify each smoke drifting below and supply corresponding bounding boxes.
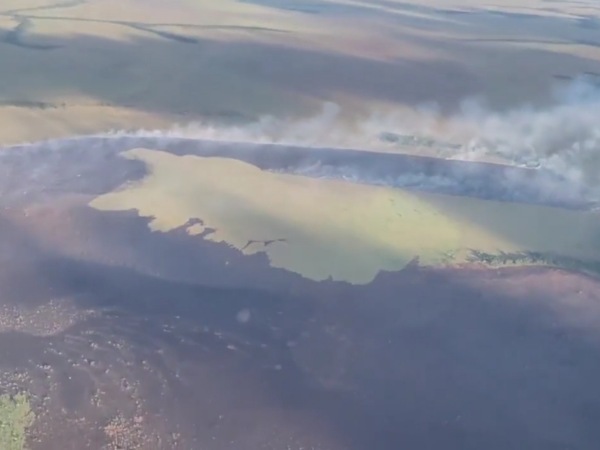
[0,75,579,208]
[456,77,600,190]
[105,78,600,200]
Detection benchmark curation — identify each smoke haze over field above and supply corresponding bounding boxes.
[457,78,600,189]
[103,78,600,197]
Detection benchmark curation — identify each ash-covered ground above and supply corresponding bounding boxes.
[0,136,593,209]
[0,138,599,449]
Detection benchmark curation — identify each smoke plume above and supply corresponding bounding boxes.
[456,77,600,189]
[102,77,600,202]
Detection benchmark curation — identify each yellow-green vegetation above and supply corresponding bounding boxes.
[90,148,600,284]
[420,193,600,261]
[0,393,34,450]
[90,148,480,283]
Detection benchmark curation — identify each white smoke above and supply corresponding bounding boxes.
[455,78,600,188]
[103,77,600,198]
[104,102,385,149]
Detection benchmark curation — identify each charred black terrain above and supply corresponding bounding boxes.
[0,138,599,449]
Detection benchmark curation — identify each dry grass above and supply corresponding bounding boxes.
[0,0,314,144]
[0,0,598,144]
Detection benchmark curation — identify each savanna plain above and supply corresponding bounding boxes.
[1,0,600,449]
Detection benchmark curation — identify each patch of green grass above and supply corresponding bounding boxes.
[0,393,34,450]
[90,149,600,284]
[90,148,506,284]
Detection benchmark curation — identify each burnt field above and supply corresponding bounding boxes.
[0,137,598,449]
[0,135,593,209]
[1,0,600,446]
[0,200,600,450]
[1,200,600,449]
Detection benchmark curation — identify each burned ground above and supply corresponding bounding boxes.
[0,154,599,448]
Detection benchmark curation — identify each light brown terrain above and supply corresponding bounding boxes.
[0,0,599,145]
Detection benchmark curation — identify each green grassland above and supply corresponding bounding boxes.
[0,393,34,450]
[90,148,600,284]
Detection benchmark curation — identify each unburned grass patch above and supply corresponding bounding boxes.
[0,393,34,450]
